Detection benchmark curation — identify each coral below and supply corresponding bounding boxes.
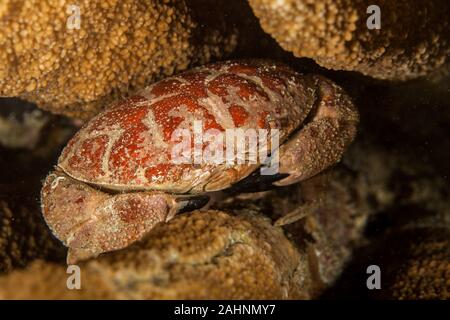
[0,210,311,299]
[0,260,115,299]
[248,0,450,80]
[0,0,239,119]
[377,228,450,300]
[0,200,65,274]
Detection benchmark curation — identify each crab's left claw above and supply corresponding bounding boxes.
[41,170,209,264]
[274,75,359,186]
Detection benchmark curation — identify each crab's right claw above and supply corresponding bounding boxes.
[274,76,359,187]
[41,170,209,264]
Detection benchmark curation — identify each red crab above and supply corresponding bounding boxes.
[41,60,358,263]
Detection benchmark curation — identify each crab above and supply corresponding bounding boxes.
[41,60,359,263]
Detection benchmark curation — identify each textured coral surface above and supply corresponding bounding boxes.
[249,0,450,80]
[0,0,240,119]
[0,210,309,299]
[377,229,449,300]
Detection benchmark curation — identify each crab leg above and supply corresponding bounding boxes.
[273,75,359,187]
[41,170,209,264]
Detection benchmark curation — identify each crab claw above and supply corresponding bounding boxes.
[274,75,359,186]
[41,170,209,264]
